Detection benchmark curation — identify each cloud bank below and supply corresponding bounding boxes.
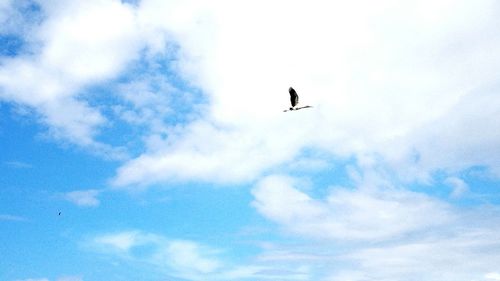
[111,0,500,187]
[251,174,500,280]
[2,0,498,185]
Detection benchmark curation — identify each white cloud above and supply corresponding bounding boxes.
[0,0,182,152]
[14,277,82,281]
[0,0,14,30]
[0,214,27,221]
[91,231,223,279]
[93,230,145,252]
[90,230,309,281]
[252,175,454,241]
[111,0,500,188]
[0,0,136,150]
[445,176,469,198]
[111,117,315,186]
[3,160,33,169]
[339,228,500,281]
[250,173,500,281]
[56,276,82,281]
[63,189,101,207]
[2,0,498,185]
[162,240,222,277]
[382,89,500,182]
[0,0,36,36]
[486,272,500,280]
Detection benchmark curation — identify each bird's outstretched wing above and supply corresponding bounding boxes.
[295,105,313,110]
[289,87,298,107]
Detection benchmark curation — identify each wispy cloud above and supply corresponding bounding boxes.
[486,272,500,281]
[90,231,225,280]
[89,230,309,281]
[0,214,27,221]
[250,173,500,280]
[56,277,82,281]
[93,230,146,252]
[252,174,454,241]
[63,189,101,207]
[14,277,81,281]
[445,176,469,198]
[3,160,32,169]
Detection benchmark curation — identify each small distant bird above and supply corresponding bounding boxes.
[284,87,312,112]
[58,212,61,216]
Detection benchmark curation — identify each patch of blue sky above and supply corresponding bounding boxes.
[0,102,117,271]
[0,103,116,193]
[269,148,360,198]
[119,182,265,248]
[82,47,206,152]
[0,34,24,57]
[405,166,500,207]
[42,186,267,279]
[0,111,161,279]
[120,0,141,7]
[448,166,500,205]
[0,220,78,279]
[14,0,43,16]
[1,224,156,281]
[78,82,149,154]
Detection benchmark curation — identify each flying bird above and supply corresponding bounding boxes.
[284,87,312,112]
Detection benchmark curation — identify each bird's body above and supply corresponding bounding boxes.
[284,87,312,112]
[289,87,299,109]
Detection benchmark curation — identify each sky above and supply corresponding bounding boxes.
[1,0,500,280]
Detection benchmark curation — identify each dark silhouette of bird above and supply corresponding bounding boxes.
[289,87,299,109]
[284,87,312,112]
[58,212,61,216]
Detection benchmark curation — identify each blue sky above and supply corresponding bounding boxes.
[1,0,500,280]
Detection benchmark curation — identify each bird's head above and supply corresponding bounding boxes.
[289,87,294,93]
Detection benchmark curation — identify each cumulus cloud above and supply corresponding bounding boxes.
[252,175,454,241]
[63,189,101,207]
[111,0,500,188]
[4,1,500,280]
[112,116,316,186]
[2,0,498,185]
[90,230,309,280]
[250,174,500,280]
[0,0,200,154]
[0,0,136,151]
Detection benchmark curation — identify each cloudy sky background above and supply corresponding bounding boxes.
[1,0,500,280]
